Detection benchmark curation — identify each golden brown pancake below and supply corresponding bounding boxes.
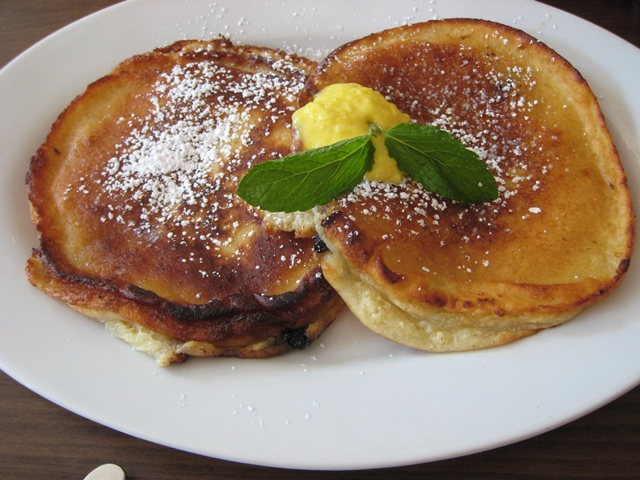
[307,19,634,351]
[26,38,343,366]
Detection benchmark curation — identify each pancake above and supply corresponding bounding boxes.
[26,38,344,366]
[306,19,634,351]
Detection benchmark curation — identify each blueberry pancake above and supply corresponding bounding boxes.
[26,39,343,366]
[308,20,634,351]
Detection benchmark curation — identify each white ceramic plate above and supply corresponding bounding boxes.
[1,0,639,470]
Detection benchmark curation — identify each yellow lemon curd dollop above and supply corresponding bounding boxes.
[292,83,410,183]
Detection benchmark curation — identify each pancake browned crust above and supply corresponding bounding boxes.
[308,19,634,351]
[26,38,343,366]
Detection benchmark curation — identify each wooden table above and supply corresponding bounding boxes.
[1,1,639,478]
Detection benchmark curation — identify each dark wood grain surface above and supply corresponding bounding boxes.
[2,1,639,478]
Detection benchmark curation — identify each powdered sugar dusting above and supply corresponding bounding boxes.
[91,50,308,249]
[325,30,562,277]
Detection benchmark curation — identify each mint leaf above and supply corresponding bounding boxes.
[237,132,375,212]
[383,123,498,203]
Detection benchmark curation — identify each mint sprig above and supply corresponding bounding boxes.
[237,123,498,212]
[236,132,375,213]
